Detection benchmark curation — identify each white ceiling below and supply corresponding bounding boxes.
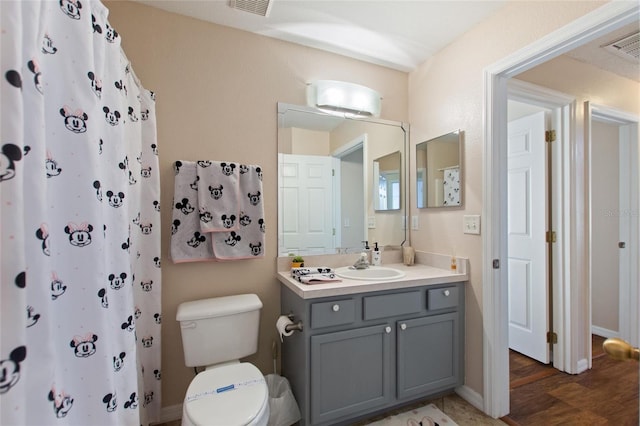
[132,0,506,72]
[132,0,639,80]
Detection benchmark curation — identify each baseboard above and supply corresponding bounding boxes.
[151,403,182,425]
[455,385,485,414]
[576,358,589,374]
[591,326,619,339]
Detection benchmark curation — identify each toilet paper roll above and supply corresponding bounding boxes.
[276,315,295,342]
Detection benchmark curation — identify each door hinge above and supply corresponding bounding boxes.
[546,231,556,243]
[547,331,558,344]
[332,228,335,236]
[545,130,556,143]
[332,169,335,176]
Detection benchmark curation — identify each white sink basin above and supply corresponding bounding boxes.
[335,266,406,281]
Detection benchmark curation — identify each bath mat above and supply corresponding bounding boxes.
[368,403,458,426]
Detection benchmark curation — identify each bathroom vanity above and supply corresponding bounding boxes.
[277,261,467,426]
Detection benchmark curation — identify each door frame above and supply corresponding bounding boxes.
[585,103,639,357]
[508,79,575,372]
[482,2,639,418]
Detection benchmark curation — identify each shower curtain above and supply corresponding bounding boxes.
[1,1,161,425]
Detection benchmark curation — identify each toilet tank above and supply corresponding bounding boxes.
[176,294,263,367]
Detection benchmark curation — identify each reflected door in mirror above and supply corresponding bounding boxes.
[278,153,336,255]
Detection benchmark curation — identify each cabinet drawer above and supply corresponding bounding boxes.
[363,291,421,320]
[311,299,355,329]
[427,287,459,310]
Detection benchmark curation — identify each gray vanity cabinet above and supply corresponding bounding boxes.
[310,324,392,424]
[396,312,459,400]
[280,282,465,426]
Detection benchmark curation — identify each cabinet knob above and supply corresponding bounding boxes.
[385,326,391,334]
[400,323,407,331]
[443,290,451,297]
[332,304,340,312]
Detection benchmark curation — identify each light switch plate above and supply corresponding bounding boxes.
[463,215,481,235]
[368,216,376,229]
[411,215,419,230]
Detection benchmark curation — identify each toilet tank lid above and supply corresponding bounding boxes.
[176,294,262,321]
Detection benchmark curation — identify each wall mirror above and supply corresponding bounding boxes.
[278,102,408,256]
[373,151,401,211]
[416,130,463,208]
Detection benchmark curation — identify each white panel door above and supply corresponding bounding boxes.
[507,111,550,363]
[278,154,334,255]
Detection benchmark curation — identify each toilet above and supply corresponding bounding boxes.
[176,294,269,426]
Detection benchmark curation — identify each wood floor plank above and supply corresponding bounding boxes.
[503,335,639,425]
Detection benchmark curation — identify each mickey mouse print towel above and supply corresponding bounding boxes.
[170,160,265,262]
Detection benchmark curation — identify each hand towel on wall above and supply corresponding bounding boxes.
[170,161,215,262]
[170,161,265,262]
[209,163,265,260]
[196,161,240,233]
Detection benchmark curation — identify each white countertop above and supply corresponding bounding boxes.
[277,262,468,299]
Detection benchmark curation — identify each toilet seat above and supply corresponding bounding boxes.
[182,363,269,426]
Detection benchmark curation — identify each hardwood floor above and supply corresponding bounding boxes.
[501,335,639,425]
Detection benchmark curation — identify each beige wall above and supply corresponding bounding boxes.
[105,0,408,407]
[408,0,608,397]
[517,55,640,115]
[291,128,330,156]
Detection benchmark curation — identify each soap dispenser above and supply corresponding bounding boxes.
[372,242,382,266]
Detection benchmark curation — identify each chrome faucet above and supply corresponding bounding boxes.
[352,252,370,269]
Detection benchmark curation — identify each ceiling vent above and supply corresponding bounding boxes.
[229,0,272,17]
[602,31,640,62]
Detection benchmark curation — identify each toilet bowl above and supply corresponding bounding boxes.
[182,363,269,426]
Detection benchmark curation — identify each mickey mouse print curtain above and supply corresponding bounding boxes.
[1,1,161,424]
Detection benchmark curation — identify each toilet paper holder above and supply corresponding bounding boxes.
[285,313,303,333]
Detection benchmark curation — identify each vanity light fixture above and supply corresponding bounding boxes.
[306,80,382,118]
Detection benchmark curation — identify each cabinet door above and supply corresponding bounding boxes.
[311,324,392,424]
[396,312,460,400]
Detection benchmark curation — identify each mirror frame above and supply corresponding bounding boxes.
[277,102,409,255]
[416,130,463,209]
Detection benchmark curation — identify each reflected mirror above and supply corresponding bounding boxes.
[278,102,408,256]
[416,130,462,208]
[374,151,401,211]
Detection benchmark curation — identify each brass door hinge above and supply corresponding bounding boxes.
[547,331,558,344]
[546,231,556,243]
[545,130,556,143]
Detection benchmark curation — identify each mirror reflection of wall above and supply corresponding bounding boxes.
[278,103,407,256]
[416,130,462,208]
[374,151,401,211]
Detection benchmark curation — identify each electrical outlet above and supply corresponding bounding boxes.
[411,215,419,230]
[463,215,481,235]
